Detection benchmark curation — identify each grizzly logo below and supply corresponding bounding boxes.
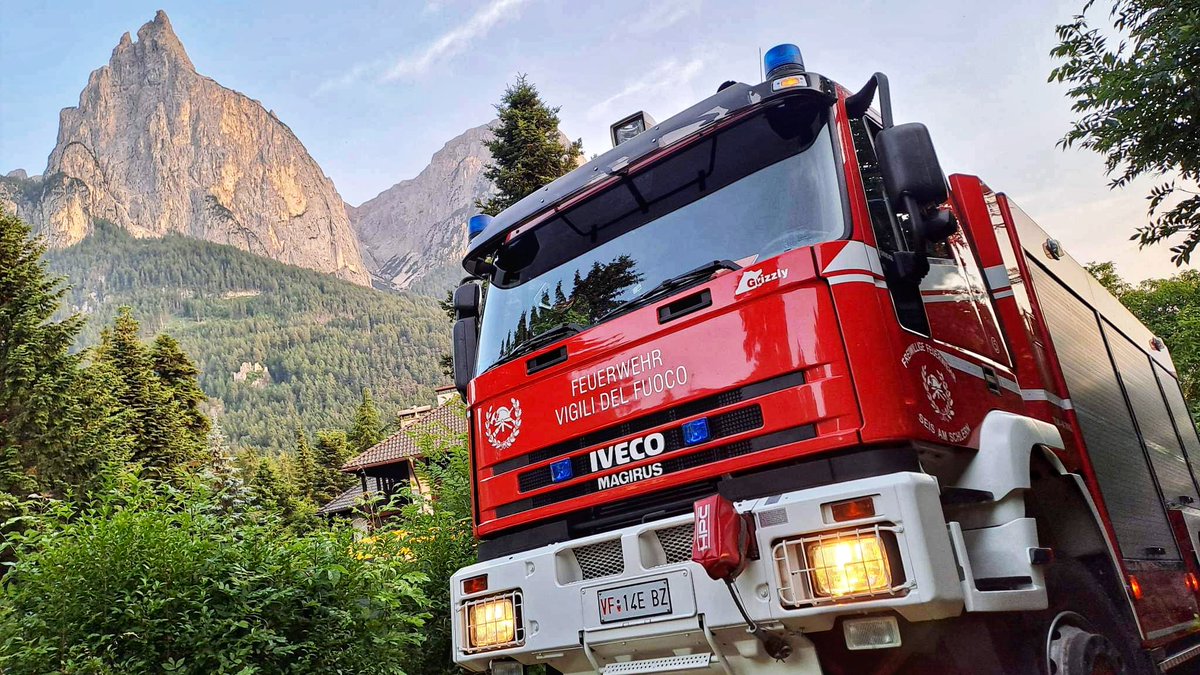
[735,266,789,295]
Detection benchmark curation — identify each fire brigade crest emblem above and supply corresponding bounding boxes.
[484,398,522,450]
[921,365,955,422]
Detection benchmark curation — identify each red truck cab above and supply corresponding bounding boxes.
[447,45,1200,674]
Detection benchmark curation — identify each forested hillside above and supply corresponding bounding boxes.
[46,223,450,454]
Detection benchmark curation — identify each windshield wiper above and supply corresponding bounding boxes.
[597,259,741,323]
[499,323,584,365]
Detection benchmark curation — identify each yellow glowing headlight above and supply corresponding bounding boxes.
[466,594,518,649]
[805,534,892,597]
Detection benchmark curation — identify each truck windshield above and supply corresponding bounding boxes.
[477,101,845,372]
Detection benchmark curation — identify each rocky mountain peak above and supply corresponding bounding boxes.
[350,122,497,293]
[113,10,193,69]
[3,11,370,285]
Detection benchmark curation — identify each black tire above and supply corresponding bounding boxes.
[883,557,1153,674]
[1025,557,1153,674]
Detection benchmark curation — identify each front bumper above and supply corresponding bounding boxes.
[451,471,963,674]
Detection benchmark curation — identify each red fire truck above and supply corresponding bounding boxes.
[447,44,1200,674]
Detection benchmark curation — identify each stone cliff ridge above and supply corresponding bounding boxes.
[350,123,496,294]
[1,11,369,285]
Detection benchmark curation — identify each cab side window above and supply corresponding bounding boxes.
[849,116,930,335]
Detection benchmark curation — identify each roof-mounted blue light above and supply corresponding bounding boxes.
[764,43,804,80]
[467,214,492,240]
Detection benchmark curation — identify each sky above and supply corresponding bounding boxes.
[0,0,1193,281]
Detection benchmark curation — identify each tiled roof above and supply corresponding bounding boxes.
[318,477,382,515]
[341,401,466,472]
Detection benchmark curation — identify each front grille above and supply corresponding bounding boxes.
[517,404,764,493]
[653,523,695,567]
[573,538,624,580]
[492,371,805,475]
[495,425,817,518]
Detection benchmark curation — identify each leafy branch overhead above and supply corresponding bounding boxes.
[1050,0,1200,263]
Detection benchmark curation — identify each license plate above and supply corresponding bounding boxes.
[597,578,672,623]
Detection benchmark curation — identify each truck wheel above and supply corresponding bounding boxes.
[1032,557,1153,675]
[1046,611,1124,674]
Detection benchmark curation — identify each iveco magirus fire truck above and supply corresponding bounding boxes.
[446,44,1200,674]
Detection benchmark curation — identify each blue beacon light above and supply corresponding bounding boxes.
[763,43,804,79]
[467,214,493,240]
[550,458,574,483]
[682,418,711,446]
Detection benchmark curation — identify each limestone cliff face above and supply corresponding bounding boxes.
[29,11,369,285]
[351,123,495,294]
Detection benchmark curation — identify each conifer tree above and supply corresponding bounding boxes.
[348,389,384,455]
[96,308,200,479]
[0,212,128,509]
[250,457,283,510]
[314,430,354,503]
[291,424,318,501]
[151,333,210,442]
[478,74,583,216]
[203,421,250,513]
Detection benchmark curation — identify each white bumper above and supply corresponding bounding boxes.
[451,472,964,674]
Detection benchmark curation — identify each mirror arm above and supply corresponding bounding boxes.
[845,72,893,129]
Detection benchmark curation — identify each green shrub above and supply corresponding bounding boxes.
[380,413,476,675]
[0,475,428,674]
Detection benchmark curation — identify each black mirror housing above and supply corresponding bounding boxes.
[454,282,481,319]
[452,282,482,398]
[452,317,478,398]
[874,122,948,209]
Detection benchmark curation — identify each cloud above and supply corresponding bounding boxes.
[315,60,382,96]
[628,0,701,34]
[315,0,529,94]
[384,0,530,81]
[588,57,708,121]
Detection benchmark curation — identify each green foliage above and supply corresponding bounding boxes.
[348,388,385,455]
[152,333,211,440]
[1083,261,1133,296]
[45,222,451,454]
[478,74,583,216]
[313,429,355,503]
[1050,1,1200,263]
[0,211,130,512]
[96,307,208,480]
[0,475,428,674]
[384,405,476,675]
[292,425,319,501]
[1087,262,1200,420]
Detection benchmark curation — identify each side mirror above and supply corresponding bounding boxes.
[875,123,958,263]
[452,282,482,398]
[454,282,481,319]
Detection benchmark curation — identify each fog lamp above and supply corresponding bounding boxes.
[466,592,521,650]
[843,615,901,650]
[490,659,525,675]
[805,533,892,597]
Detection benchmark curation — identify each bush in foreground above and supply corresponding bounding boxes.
[0,475,428,674]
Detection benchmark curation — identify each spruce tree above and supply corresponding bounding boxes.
[292,424,318,502]
[250,457,288,513]
[151,333,210,443]
[203,421,250,513]
[348,389,384,455]
[478,74,583,216]
[0,212,127,508]
[314,430,354,503]
[96,308,199,479]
